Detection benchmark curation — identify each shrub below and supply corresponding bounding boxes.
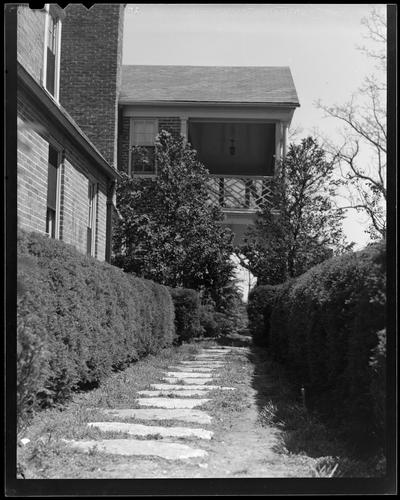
[169,287,203,343]
[247,284,280,347]
[198,303,219,337]
[17,229,175,428]
[17,255,51,431]
[369,328,386,443]
[247,241,386,450]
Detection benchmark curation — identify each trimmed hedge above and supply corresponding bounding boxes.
[17,230,175,427]
[169,287,203,342]
[247,242,386,450]
[247,284,282,347]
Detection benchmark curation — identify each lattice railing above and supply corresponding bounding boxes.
[207,175,274,210]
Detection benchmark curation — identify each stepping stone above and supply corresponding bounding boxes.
[151,384,235,391]
[137,398,209,409]
[63,439,207,460]
[163,377,213,385]
[87,422,213,440]
[138,389,209,397]
[168,366,217,372]
[200,349,231,353]
[180,361,225,365]
[166,372,215,378]
[195,355,227,359]
[208,346,232,349]
[96,408,212,424]
[197,351,227,354]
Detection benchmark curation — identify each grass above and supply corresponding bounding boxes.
[18,337,384,479]
[17,342,203,478]
[253,349,386,478]
[199,350,253,430]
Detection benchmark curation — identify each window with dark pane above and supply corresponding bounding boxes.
[46,14,58,96]
[87,181,96,256]
[131,120,157,175]
[46,145,59,238]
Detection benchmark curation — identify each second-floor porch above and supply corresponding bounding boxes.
[207,174,274,212]
[187,119,281,213]
[126,117,286,214]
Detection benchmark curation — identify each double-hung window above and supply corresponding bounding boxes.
[129,119,158,175]
[46,145,60,238]
[43,5,61,100]
[87,180,97,257]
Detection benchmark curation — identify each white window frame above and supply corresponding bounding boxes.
[87,179,98,258]
[45,144,61,240]
[128,118,158,176]
[42,4,62,102]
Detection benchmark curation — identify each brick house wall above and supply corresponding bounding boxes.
[59,4,125,167]
[16,6,46,84]
[16,3,120,262]
[158,117,181,138]
[118,116,130,175]
[18,84,109,261]
[118,115,182,174]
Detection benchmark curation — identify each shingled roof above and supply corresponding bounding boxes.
[120,65,299,106]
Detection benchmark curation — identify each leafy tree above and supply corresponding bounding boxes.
[238,137,353,285]
[112,130,235,308]
[316,8,386,240]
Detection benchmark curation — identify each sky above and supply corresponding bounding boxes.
[122,3,387,299]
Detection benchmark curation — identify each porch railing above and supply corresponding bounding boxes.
[207,175,274,210]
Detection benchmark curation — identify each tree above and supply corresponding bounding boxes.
[238,137,352,285]
[316,8,386,240]
[112,130,235,308]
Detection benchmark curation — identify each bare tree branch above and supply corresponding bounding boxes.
[314,8,387,240]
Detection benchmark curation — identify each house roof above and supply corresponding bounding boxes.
[120,65,300,106]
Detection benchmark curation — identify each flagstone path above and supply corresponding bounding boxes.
[66,346,238,462]
[20,341,323,478]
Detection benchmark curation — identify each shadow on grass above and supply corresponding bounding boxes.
[240,343,385,477]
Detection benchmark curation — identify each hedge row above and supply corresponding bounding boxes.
[247,242,386,450]
[169,287,203,342]
[17,229,175,428]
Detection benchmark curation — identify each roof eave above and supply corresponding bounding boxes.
[17,63,120,181]
[118,99,300,108]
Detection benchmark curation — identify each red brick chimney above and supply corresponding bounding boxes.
[59,4,125,167]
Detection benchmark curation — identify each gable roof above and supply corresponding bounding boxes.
[120,65,299,106]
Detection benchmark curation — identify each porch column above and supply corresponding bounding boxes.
[282,123,288,157]
[274,122,282,174]
[180,117,188,143]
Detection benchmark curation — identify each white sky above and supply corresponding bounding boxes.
[122,4,387,298]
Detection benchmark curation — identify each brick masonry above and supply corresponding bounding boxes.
[158,117,181,139]
[118,116,130,175]
[17,86,109,261]
[118,116,182,174]
[17,6,46,85]
[16,4,121,262]
[59,4,125,167]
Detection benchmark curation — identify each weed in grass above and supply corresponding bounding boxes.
[88,444,99,456]
[258,401,283,428]
[233,468,249,475]
[312,456,340,477]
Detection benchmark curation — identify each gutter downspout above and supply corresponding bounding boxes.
[105,179,122,263]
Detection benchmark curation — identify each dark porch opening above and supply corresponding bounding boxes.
[188,121,276,177]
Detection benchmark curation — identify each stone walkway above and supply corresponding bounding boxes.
[65,346,239,461]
